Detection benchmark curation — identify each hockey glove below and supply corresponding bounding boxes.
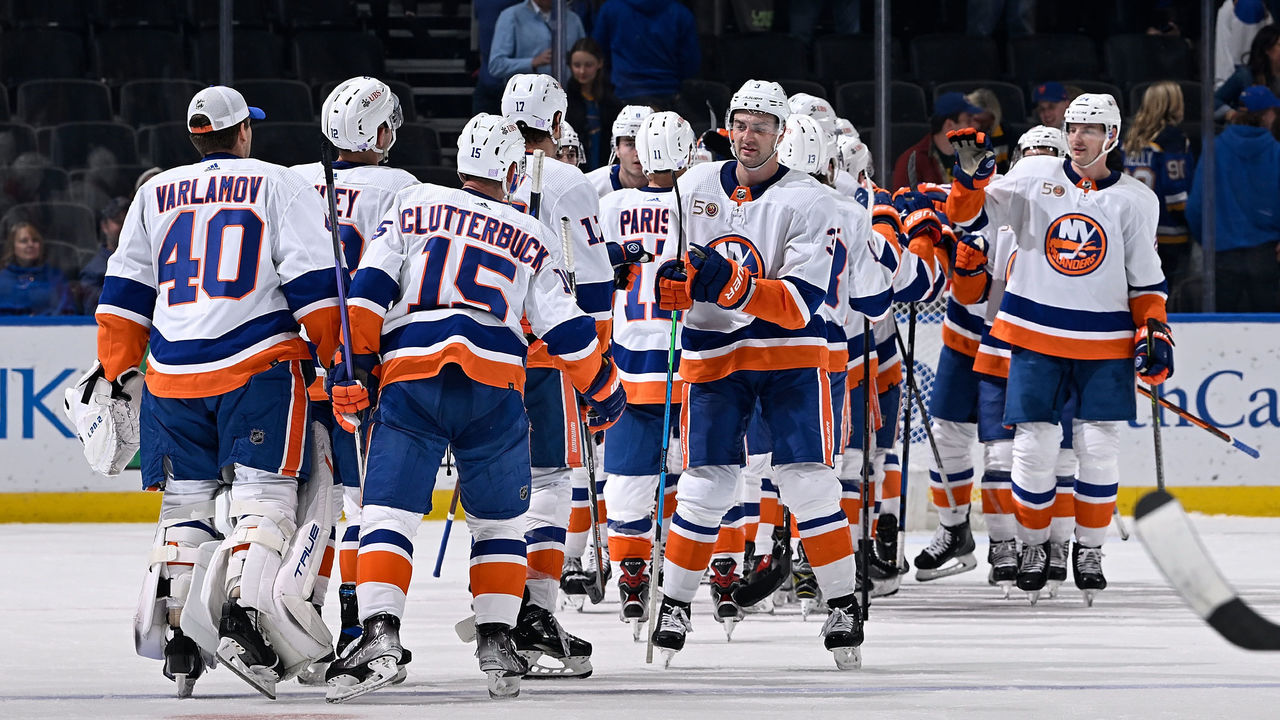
[688,243,753,309]
[914,182,950,212]
[654,257,692,311]
[581,357,627,431]
[327,348,380,433]
[606,240,654,290]
[895,191,944,246]
[1134,319,1175,385]
[954,233,990,276]
[947,128,996,190]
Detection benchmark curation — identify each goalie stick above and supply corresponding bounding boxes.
[1134,489,1280,650]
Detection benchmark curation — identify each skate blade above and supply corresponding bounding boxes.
[1082,589,1099,607]
[630,617,644,643]
[174,673,195,699]
[216,638,278,700]
[296,661,330,686]
[1046,579,1063,599]
[914,553,978,582]
[869,575,901,599]
[719,617,738,641]
[324,656,400,704]
[832,646,862,670]
[800,597,820,621]
[659,648,678,669]
[486,669,522,699]
[743,597,775,615]
[998,581,1014,599]
[560,591,586,612]
[1027,590,1041,606]
[522,652,593,679]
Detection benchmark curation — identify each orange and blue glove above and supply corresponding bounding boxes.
[580,356,627,431]
[1134,319,1175,385]
[688,244,753,309]
[947,128,996,189]
[606,239,653,290]
[895,190,944,246]
[655,257,693,310]
[326,349,379,433]
[954,233,990,276]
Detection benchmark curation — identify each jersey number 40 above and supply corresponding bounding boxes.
[158,209,262,305]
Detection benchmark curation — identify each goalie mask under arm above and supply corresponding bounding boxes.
[62,362,144,477]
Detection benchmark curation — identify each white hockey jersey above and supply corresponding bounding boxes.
[949,155,1166,361]
[585,164,625,198]
[674,160,840,383]
[289,161,419,273]
[97,153,341,398]
[819,187,893,374]
[599,186,683,404]
[346,185,602,393]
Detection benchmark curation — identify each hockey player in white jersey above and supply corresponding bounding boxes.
[586,104,653,196]
[501,73,616,673]
[90,86,345,698]
[946,95,1173,605]
[649,80,863,670]
[597,110,694,639]
[557,119,585,166]
[321,113,626,701]
[787,93,862,198]
[290,75,419,662]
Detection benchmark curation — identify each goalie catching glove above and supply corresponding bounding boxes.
[62,362,144,477]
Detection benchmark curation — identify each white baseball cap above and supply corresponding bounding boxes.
[187,86,266,133]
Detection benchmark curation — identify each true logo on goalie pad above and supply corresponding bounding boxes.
[295,524,320,578]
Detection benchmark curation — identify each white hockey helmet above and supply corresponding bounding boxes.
[835,117,857,138]
[1016,124,1069,157]
[322,76,404,154]
[557,119,584,165]
[725,79,790,133]
[787,92,838,137]
[1062,93,1122,161]
[836,134,873,186]
[611,104,654,145]
[456,113,526,183]
[777,114,829,176]
[501,73,567,135]
[636,111,695,174]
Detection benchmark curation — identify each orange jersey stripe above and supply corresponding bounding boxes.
[146,339,312,398]
[942,324,981,357]
[621,378,686,405]
[681,344,829,384]
[96,314,149,382]
[991,319,1134,360]
[973,349,1010,378]
[382,346,526,392]
[825,348,849,374]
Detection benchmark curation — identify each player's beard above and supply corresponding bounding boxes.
[734,135,779,171]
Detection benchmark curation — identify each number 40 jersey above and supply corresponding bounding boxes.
[96,154,343,396]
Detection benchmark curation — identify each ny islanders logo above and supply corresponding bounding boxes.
[707,234,763,277]
[1044,214,1107,276]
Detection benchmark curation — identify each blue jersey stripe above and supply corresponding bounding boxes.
[99,276,156,318]
[1001,292,1133,333]
[350,267,400,310]
[149,309,297,365]
[382,314,527,357]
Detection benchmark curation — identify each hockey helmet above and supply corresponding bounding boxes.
[501,74,567,135]
[636,111,695,175]
[777,114,829,176]
[1016,125,1069,158]
[788,92,839,137]
[322,76,404,155]
[558,119,585,165]
[725,79,790,134]
[1062,93,1122,157]
[456,113,526,184]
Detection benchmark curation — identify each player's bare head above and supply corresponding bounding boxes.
[323,76,404,161]
[1063,93,1121,169]
[457,113,527,200]
[726,80,789,170]
[636,111,695,181]
[502,74,567,150]
[186,86,263,158]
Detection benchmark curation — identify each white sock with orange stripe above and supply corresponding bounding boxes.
[468,517,527,627]
[880,451,903,521]
[355,504,419,621]
[661,464,739,604]
[753,464,780,546]
[1011,422,1060,545]
[930,419,978,526]
[981,439,1016,540]
[603,472,658,563]
[339,486,362,584]
[565,466,592,561]
[777,462,856,600]
[1071,420,1120,547]
[525,466,571,611]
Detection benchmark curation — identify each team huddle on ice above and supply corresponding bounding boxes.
[63,69,1175,702]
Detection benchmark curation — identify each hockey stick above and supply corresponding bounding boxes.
[320,137,366,484]
[560,216,608,604]
[890,316,956,511]
[648,170,686,664]
[432,448,458,578]
[859,317,872,621]
[1136,385,1260,459]
[1134,489,1280,650]
[1146,319,1166,491]
[1112,506,1130,541]
[895,303,917,571]
[528,149,545,219]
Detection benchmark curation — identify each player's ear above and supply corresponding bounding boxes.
[552,112,563,141]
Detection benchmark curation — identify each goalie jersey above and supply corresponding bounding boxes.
[96,154,342,396]
[674,161,840,383]
[346,184,603,393]
[948,155,1167,361]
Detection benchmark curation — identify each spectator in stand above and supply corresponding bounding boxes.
[489,0,585,94]
[1187,85,1280,312]
[78,196,129,313]
[791,0,861,43]
[474,0,523,113]
[0,222,74,316]
[592,0,699,108]
[564,37,622,171]
[1032,81,1070,128]
[1123,82,1196,311]
[892,91,979,189]
[967,0,1035,37]
[1216,0,1271,87]
[1215,24,1280,120]
[966,87,1012,173]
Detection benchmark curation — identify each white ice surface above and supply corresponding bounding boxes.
[4,517,1280,720]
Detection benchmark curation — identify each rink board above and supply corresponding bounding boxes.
[0,314,1276,521]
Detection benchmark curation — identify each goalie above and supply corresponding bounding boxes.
[70,85,347,699]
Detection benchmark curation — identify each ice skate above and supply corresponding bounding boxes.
[336,582,362,656]
[708,556,744,640]
[512,598,593,678]
[296,649,334,686]
[617,558,649,642]
[792,545,821,620]
[732,516,792,611]
[582,537,611,605]
[325,613,405,703]
[820,594,865,670]
[476,623,529,699]
[875,513,909,574]
[559,557,588,611]
[864,546,902,599]
[914,520,977,581]
[1073,541,1107,607]
[216,600,283,699]
[1046,540,1070,598]
[988,540,1018,599]
[1016,541,1050,605]
[162,627,206,699]
[650,596,692,668]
